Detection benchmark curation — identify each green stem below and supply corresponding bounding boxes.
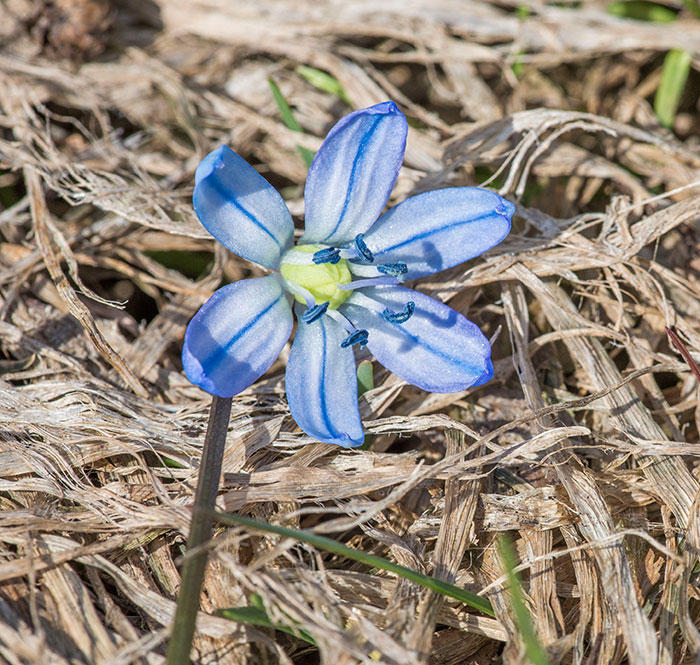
[166,395,232,665]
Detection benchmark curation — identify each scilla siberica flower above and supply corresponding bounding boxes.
[183,102,513,447]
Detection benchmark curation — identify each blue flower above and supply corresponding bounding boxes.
[182,102,513,447]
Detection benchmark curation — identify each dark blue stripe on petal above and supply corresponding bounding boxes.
[341,286,491,392]
[323,116,382,241]
[317,319,336,437]
[377,210,499,255]
[379,316,455,363]
[285,307,364,446]
[303,103,407,247]
[362,188,514,280]
[201,294,283,375]
[183,277,294,398]
[208,172,281,247]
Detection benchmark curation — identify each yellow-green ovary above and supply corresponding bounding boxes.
[280,244,352,309]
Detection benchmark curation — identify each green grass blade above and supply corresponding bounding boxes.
[295,65,351,104]
[356,360,374,450]
[268,77,315,167]
[606,0,677,22]
[268,77,303,132]
[512,54,525,79]
[654,49,691,128]
[297,147,316,169]
[218,605,318,646]
[161,456,185,469]
[515,3,531,19]
[499,536,550,665]
[356,360,374,396]
[146,250,213,279]
[211,510,495,617]
[512,8,529,79]
[683,0,700,18]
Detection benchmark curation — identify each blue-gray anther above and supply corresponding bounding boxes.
[377,262,407,277]
[354,233,374,262]
[301,301,329,323]
[382,301,415,324]
[341,329,369,349]
[312,247,341,265]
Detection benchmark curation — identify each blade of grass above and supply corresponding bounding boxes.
[268,78,315,168]
[145,250,213,279]
[606,0,677,22]
[498,536,550,665]
[218,604,318,646]
[511,4,530,78]
[210,509,495,617]
[357,360,374,396]
[268,78,303,132]
[162,455,186,469]
[295,65,351,104]
[654,49,691,128]
[357,360,374,450]
[683,0,700,18]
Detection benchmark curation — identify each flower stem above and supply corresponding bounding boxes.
[166,395,232,665]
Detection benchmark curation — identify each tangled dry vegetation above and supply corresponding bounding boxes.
[1,1,700,663]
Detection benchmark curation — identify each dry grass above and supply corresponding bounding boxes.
[1,1,700,663]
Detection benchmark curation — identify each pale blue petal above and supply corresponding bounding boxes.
[286,308,364,447]
[302,102,407,246]
[183,276,293,397]
[362,188,514,279]
[193,146,294,269]
[341,286,493,392]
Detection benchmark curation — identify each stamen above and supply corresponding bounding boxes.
[326,308,355,332]
[283,280,316,308]
[348,263,380,278]
[337,276,400,291]
[377,262,407,278]
[382,301,415,324]
[313,247,341,265]
[354,233,374,262]
[301,301,329,323]
[280,250,315,265]
[340,329,369,349]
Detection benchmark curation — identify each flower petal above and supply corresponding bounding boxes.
[286,308,364,447]
[302,102,408,246]
[341,286,493,392]
[183,276,293,397]
[193,146,294,269]
[362,188,514,279]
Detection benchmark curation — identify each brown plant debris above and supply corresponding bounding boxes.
[1,1,700,664]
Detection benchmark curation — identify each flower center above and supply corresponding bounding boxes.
[280,244,352,309]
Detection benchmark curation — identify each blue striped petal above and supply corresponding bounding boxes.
[194,146,294,269]
[286,309,364,447]
[302,102,407,246]
[183,276,293,397]
[341,286,493,392]
[362,188,514,279]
